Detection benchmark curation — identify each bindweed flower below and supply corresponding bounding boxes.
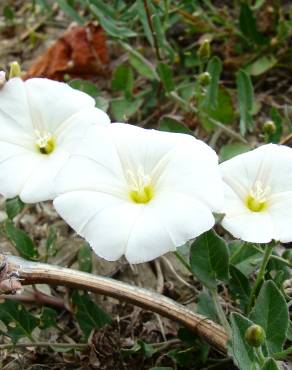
[0,77,110,202]
[53,123,224,263]
[220,144,292,243]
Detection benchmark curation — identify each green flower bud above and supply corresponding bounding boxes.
[9,61,21,79]
[263,120,276,135]
[198,72,211,86]
[245,324,266,347]
[198,40,211,62]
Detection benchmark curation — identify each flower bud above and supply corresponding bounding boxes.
[245,324,265,347]
[198,72,211,86]
[9,61,21,79]
[263,120,276,135]
[198,40,211,62]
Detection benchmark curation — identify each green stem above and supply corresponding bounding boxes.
[210,289,231,337]
[273,345,292,360]
[143,0,162,61]
[0,342,88,350]
[173,250,192,272]
[252,245,292,268]
[168,91,248,144]
[247,243,275,313]
[254,347,265,367]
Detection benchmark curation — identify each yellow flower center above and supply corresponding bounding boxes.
[34,130,55,155]
[245,181,270,212]
[127,167,154,204]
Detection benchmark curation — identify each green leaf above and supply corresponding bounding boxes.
[5,220,38,260]
[157,63,175,92]
[177,328,197,346]
[261,358,280,370]
[167,347,196,367]
[90,4,137,38]
[245,56,277,76]
[204,56,222,109]
[229,313,255,370]
[121,341,141,357]
[122,340,157,359]
[239,3,267,45]
[69,79,108,111]
[94,96,109,111]
[229,265,251,311]
[286,321,292,341]
[69,79,100,97]
[56,0,84,24]
[129,52,156,80]
[229,242,262,276]
[89,0,115,18]
[197,289,219,322]
[78,243,92,273]
[72,291,111,339]
[159,116,193,135]
[200,88,235,131]
[112,65,134,95]
[149,368,173,370]
[136,0,154,46]
[249,281,289,354]
[5,197,24,219]
[39,307,57,329]
[220,143,251,162]
[111,96,143,121]
[151,8,173,58]
[236,70,254,136]
[3,5,14,21]
[190,230,229,289]
[0,300,38,343]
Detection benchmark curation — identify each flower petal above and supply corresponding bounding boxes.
[54,192,141,261]
[125,191,215,263]
[0,151,42,199]
[267,192,292,242]
[222,211,274,243]
[56,107,110,150]
[108,123,223,212]
[54,154,127,199]
[0,78,32,131]
[125,205,176,263]
[54,126,127,197]
[24,78,96,132]
[153,135,223,212]
[151,191,215,245]
[264,144,292,193]
[20,149,69,203]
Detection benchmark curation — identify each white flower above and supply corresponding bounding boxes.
[53,123,224,263]
[0,77,110,203]
[220,143,292,243]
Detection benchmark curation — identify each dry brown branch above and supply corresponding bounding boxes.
[2,254,228,353]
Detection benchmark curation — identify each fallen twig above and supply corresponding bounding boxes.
[2,254,228,353]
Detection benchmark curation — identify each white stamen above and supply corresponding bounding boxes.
[34,129,53,148]
[249,180,271,203]
[127,166,151,192]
